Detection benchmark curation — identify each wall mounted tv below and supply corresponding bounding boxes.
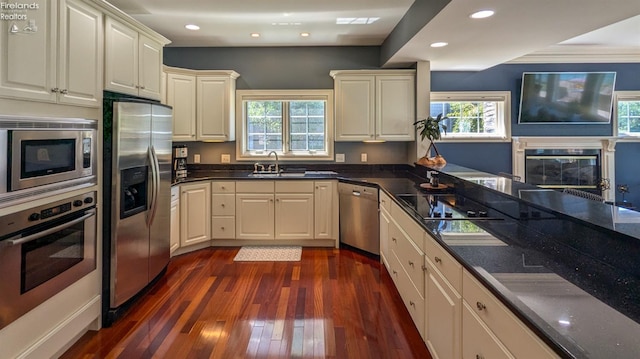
[518,72,616,124]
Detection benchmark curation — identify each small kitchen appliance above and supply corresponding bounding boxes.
[172,145,188,181]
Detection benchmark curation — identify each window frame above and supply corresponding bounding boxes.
[430,91,511,142]
[236,89,334,161]
[613,91,640,138]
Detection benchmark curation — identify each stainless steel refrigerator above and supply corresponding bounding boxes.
[101,96,172,326]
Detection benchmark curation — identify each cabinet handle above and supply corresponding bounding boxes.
[270,199,274,202]
[316,186,319,189]
[221,226,225,230]
[51,87,59,93]
[476,355,485,359]
[60,89,68,94]
[221,204,225,207]
[421,264,427,272]
[408,260,414,267]
[221,186,226,190]
[434,256,442,264]
[392,237,397,242]
[276,198,280,202]
[409,301,415,308]
[476,301,486,311]
[140,86,146,90]
[392,270,397,275]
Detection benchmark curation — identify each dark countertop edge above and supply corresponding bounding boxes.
[171,168,577,358]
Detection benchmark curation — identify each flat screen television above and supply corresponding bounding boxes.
[518,71,616,124]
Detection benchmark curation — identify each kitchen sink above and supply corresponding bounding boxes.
[247,170,337,178]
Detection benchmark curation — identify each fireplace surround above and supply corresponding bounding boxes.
[512,137,616,201]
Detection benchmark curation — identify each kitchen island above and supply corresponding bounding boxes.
[174,163,640,358]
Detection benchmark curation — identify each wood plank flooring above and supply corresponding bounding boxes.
[62,247,431,359]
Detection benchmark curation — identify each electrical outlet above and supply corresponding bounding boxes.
[221,154,231,163]
[361,153,367,162]
[194,154,201,163]
[336,153,345,163]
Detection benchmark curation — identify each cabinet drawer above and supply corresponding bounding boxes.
[171,185,180,200]
[391,251,425,338]
[462,301,514,359]
[236,181,274,193]
[275,180,314,193]
[212,194,235,216]
[212,181,235,193]
[391,201,425,252]
[212,217,235,239]
[392,226,424,294]
[424,233,462,293]
[379,191,392,213]
[462,270,558,359]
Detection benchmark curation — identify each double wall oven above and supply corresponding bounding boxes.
[0,116,98,329]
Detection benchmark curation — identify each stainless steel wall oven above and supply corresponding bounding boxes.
[0,116,97,206]
[0,191,97,329]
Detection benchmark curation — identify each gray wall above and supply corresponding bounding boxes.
[165,46,415,165]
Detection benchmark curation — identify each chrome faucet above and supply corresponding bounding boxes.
[268,151,279,174]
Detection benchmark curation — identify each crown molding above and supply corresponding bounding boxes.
[508,46,640,64]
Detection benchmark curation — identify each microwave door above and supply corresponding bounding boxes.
[110,102,152,308]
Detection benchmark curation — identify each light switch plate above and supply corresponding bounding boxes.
[361,153,367,162]
[335,153,345,163]
[221,154,231,163]
[194,154,201,163]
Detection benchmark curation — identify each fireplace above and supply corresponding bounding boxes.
[512,137,617,201]
[525,149,600,192]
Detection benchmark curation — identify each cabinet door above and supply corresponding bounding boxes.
[180,183,211,246]
[170,199,180,254]
[425,258,462,359]
[236,193,274,240]
[314,181,335,239]
[376,75,415,141]
[379,207,391,269]
[462,302,514,359]
[276,193,314,240]
[57,0,102,107]
[138,34,162,101]
[334,76,375,141]
[104,17,139,96]
[0,0,56,102]
[197,76,231,141]
[167,73,196,141]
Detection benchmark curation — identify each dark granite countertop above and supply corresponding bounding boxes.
[173,164,640,358]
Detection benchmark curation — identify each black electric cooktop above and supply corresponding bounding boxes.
[396,193,501,221]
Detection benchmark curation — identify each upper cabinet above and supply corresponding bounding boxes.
[331,70,416,142]
[0,0,103,107]
[105,16,164,101]
[164,66,240,142]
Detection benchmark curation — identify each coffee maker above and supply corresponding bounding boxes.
[172,145,188,181]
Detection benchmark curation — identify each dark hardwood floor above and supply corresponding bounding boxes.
[62,247,432,358]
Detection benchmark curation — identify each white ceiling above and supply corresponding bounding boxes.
[107,0,640,70]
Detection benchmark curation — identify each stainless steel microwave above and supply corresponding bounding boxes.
[0,116,97,198]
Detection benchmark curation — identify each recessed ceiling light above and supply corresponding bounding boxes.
[430,42,448,48]
[470,10,495,19]
[185,24,200,31]
[250,33,260,38]
[300,32,310,37]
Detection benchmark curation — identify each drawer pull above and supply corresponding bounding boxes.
[408,260,414,267]
[409,301,415,307]
[476,301,486,311]
[476,355,485,359]
[221,203,225,207]
[434,256,442,263]
[221,186,226,190]
[421,264,427,272]
[392,237,397,242]
[392,270,397,275]
[220,226,225,230]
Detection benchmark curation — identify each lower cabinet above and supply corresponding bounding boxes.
[211,181,236,239]
[275,193,314,239]
[235,193,275,239]
[462,301,514,359]
[170,186,180,254]
[180,182,211,246]
[425,257,462,359]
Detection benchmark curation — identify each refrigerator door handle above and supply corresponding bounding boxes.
[146,146,158,227]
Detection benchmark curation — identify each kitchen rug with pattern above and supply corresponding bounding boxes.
[233,246,302,261]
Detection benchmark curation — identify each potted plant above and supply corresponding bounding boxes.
[414,114,448,167]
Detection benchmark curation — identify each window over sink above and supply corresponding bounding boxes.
[236,90,334,160]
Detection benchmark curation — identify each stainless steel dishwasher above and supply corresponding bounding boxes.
[339,182,380,255]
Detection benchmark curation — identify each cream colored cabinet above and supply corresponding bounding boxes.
[211,181,236,239]
[167,72,196,141]
[165,67,239,142]
[105,16,163,101]
[0,0,103,107]
[170,186,180,254]
[331,70,415,141]
[180,182,211,246]
[276,193,314,240]
[236,181,275,240]
[313,180,338,240]
[462,302,514,359]
[425,256,462,359]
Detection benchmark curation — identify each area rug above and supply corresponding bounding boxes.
[233,246,302,262]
